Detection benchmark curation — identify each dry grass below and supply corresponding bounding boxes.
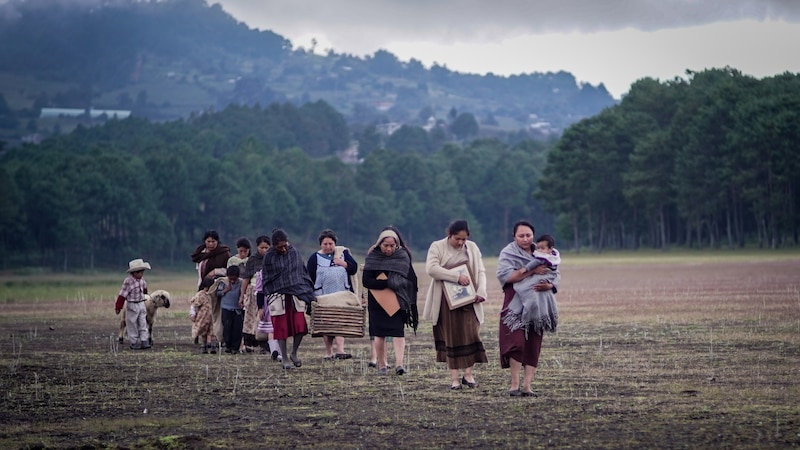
[1,254,799,449]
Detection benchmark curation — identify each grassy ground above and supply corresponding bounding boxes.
[1,252,799,449]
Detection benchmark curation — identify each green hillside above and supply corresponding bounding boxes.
[0,0,615,148]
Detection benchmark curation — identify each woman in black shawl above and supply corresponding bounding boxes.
[362,226,418,375]
[260,229,316,370]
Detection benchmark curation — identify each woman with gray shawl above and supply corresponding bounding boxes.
[362,226,418,376]
[496,220,559,397]
[261,229,316,370]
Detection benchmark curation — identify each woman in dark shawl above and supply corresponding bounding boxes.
[190,230,231,349]
[191,230,231,290]
[362,226,418,376]
[260,229,316,370]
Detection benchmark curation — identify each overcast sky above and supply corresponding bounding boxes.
[212,0,800,99]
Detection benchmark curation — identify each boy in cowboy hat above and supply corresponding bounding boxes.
[116,258,152,349]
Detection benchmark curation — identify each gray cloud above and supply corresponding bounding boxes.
[215,0,800,49]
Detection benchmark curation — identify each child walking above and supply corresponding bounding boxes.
[218,265,245,354]
[190,277,216,353]
[116,258,152,350]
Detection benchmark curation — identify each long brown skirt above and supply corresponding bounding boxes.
[433,296,488,369]
[499,286,543,368]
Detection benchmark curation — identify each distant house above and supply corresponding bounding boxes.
[40,108,131,119]
[374,101,394,112]
[375,122,402,136]
[421,116,436,132]
[21,133,43,145]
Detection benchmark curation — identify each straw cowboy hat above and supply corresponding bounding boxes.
[127,258,152,273]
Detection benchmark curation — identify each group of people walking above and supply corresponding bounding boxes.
[180,219,560,396]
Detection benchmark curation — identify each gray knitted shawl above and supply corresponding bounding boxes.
[497,241,559,336]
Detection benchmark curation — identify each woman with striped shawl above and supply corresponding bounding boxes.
[261,229,316,370]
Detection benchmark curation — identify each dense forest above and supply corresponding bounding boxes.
[0,100,552,270]
[1,67,799,272]
[540,68,800,251]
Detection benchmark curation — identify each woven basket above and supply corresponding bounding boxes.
[309,302,366,338]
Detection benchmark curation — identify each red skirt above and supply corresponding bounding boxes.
[270,295,308,340]
[499,286,543,368]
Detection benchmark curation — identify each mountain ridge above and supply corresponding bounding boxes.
[0,0,616,145]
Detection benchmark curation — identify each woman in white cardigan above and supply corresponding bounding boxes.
[422,220,488,390]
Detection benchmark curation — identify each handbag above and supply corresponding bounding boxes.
[255,308,273,341]
[267,293,286,317]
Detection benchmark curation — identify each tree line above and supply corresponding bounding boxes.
[539,68,800,250]
[0,102,551,271]
[1,67,797,271]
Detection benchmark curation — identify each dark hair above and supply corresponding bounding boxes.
[447,219,470,236]
[271,228,288,245]
[512,220,535,237]
[226,265,240,277]
[318,229,338,245]
[203,230,220,242]
[255,235,271,246]
[199,277,215,291]
[235,237,251,250]
[536,234,555,249]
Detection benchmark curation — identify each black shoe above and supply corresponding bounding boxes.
[395,366,405,375]
[271,350,279,361]
[335,353,352,360]
[202,345,209,354]
[368,362,377,368]
[450,384,462,390]
[509,389,522,397]
[521,390,538,397]
[461,376,477,388]
[289,355,302,367]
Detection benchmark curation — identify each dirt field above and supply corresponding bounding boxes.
[1,255,799,449]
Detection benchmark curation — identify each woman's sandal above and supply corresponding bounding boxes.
[461,376,477,388]
[289,355,302,367]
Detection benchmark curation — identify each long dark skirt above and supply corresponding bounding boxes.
[499,286,543,368]
[367,294,405,338]
[433,296,487,369]
[270,295,308,340]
